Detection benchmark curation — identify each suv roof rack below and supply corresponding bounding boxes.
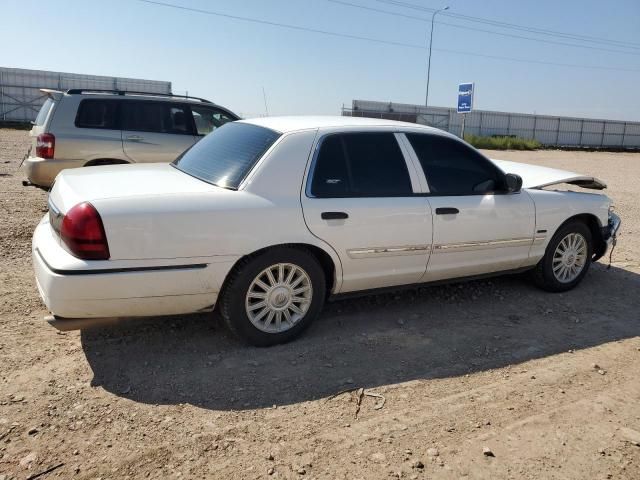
[65,89,212,104]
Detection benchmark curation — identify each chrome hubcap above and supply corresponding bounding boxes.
[245,263,313,333]
[552,232,587,283]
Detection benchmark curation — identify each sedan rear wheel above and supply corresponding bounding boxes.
[245,263,313,334]
[220,247,326,346]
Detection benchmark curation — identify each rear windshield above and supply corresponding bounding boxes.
[173,122,280,189]
[35,98,54,126]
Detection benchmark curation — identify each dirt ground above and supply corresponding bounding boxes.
[1,128,639,480]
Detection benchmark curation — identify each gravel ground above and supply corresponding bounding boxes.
[1,128,639,479]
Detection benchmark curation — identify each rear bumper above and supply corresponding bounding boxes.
[32,216,235,327]
[23,156,82,188]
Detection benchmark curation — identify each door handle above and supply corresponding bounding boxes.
[126,135,144,141]
[321,211,349,220]
[435,207,459,215]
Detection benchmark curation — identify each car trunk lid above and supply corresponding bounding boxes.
[48,163,216,214]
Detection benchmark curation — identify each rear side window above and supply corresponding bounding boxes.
[75,100,118,129]
[35,98,55,126]
[191,105,237,135]
[173,122,280,189]
[121,101,193,134]
[311,133,412,197]
[406,134,503,195]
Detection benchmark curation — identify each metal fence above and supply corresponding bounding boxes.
[0,67,172,123]
[344,100,640,149]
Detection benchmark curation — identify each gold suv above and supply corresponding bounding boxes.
[23,89,238,188]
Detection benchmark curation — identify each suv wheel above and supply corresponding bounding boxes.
[532,221,593,292]
[219,247,326,346]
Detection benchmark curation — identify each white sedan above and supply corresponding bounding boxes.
[33,116,620,345]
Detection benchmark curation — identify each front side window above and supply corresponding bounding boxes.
[121,101,192,134]
[173,122,280,189]
[310,132,412,197]
[191,105,237,135]
[406,134,504,195]
[75,99,118,129]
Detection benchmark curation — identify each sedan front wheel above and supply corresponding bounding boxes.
[532,221,593,292]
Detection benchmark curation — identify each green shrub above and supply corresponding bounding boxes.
[464,134,542,151]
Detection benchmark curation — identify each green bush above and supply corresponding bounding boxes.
[464,134,542,151]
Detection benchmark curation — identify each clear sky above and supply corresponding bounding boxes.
[2,0,639,120]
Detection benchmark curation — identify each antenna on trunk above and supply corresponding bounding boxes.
[262,86,269,117]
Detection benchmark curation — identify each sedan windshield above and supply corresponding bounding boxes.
[173,122,281,189]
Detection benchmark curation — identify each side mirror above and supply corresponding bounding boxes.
[505,173,522,193]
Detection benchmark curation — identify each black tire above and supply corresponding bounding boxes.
[532,220,593,292]
[219,247,326,346]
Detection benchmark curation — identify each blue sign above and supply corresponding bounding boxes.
[457,82,474,113]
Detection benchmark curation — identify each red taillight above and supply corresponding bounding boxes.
[36,133,55,159]
[60,202,110,260]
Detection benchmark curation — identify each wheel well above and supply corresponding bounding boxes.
[218,243,337,305]
[84,159,129,167]
[558,213,606,260]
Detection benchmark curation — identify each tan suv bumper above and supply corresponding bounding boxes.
[23,157,82,188]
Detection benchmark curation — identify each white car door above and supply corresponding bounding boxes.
[301,130,433,293]
[402,132,535,282]
[121,100,196,163]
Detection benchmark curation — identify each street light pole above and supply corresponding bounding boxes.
[425,6,449,107]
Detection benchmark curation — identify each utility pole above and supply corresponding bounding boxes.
[425,6,449,107]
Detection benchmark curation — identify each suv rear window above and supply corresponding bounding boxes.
[75,100,118,129]
[173,122,280,189]
[191,105,237,135]
[35,98,55,126]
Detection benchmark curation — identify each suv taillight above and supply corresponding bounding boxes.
[36,133,55,159]
[60,202,110,260]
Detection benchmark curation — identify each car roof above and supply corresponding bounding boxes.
[240,115,443,134]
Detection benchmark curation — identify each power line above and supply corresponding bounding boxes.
[327,0,432,22]
[328,0,640,56]
[136,0,640,73]
[435,47,640,73]
[375,0,640,48]
[137,0,424,50]
[375,0,640,49]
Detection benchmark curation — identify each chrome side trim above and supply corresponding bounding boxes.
[532,234,547,245]
[347,237,535,259]
[433,237,533,253]
[347,244,431,259]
